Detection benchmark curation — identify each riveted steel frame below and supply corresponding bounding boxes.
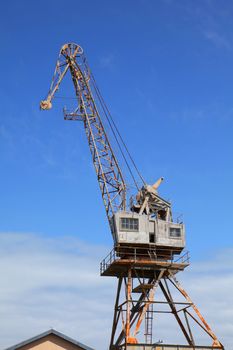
[109,266,224,350]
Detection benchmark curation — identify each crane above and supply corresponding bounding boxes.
[40,42,185,257]
[40,43,224,350]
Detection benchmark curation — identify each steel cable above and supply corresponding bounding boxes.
[90,72,146,189]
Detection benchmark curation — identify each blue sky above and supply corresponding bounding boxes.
[0,0,233,348]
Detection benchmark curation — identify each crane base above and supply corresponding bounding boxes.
[107,267,224,350]
[114,345,224,350]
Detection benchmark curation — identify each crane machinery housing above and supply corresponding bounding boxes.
[40,43,224,350]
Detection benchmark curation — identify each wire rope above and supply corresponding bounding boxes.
[91,79,140,191]
[90,72,146,188]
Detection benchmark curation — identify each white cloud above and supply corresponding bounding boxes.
[0,233,114,350]
[0,233,231,349]
[204,31,232,50]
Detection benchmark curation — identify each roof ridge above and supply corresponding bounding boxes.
[4,329,95,350]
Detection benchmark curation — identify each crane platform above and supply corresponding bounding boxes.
[100,247,189,278]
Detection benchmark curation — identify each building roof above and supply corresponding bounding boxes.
[4,329,95,350]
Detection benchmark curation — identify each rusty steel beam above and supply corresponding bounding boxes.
[115,277,154,347]
[159,280,193,346]
[168,274,223,348]
[183,309,195,345]
[110,277,123,348]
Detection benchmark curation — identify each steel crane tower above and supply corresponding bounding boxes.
[40,43,224,350]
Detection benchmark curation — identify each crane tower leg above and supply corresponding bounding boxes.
[100,255,224,350]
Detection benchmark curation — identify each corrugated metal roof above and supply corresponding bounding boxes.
[4,329,95,350]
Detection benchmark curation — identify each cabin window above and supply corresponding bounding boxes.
[169,227,181,238]
[120,218,139,231]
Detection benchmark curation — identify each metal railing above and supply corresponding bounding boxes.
[100,246,190,275]
[117,345,223,350]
